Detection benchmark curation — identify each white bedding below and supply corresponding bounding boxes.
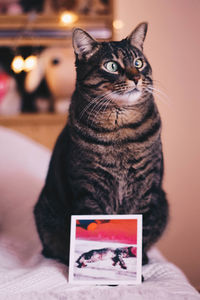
[0,127,199,300]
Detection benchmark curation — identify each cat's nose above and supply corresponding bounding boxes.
[126,67,141,84]
[132,75,140,85]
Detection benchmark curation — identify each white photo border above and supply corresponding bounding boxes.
[69,214,142,285]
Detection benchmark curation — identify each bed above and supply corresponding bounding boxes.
[0,126,199,300]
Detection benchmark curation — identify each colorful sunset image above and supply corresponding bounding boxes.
[69,215,142,285]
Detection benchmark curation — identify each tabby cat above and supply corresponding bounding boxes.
[76,246,136,269]
[34,23,168,267]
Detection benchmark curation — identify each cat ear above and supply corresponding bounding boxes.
[127,22,148,51]
[72,28,99,59]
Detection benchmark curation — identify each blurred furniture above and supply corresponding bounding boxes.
[0,0,113,47]
[0,114,66,149]
[0,1,113,142]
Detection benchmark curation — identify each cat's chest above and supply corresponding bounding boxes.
[101,145,153,204]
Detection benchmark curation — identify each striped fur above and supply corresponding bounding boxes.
[34,23,168,266]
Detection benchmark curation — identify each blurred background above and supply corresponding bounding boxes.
[0,0,199,290]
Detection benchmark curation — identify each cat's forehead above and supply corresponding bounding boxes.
[100,40,142,63]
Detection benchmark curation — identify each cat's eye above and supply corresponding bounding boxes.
[134,58,143,69]
[104,61,119,73]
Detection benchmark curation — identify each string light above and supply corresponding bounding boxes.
[24,55,37,72]
[113,19,124,30]
[11,55,38,73]
[60,11,78,25]
[11,55,24,73]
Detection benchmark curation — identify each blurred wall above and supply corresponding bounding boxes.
[114,0,200,289]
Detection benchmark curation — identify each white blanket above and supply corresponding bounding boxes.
[0,127,199,300]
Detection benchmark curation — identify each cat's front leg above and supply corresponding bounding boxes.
[142,189,168,265]
[34,193,70,265]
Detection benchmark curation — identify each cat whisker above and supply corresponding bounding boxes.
[93,92,114,115]
[87,99,105,124]
[80,92,109,119]
[114,86,130,93]
[79,96,100,119]
[147,86,170,100]
[87,91,114,124]
[90,92,115,126]
[150,79,168,91]
[91,102,106,126]
[101,98,113,117]
[143,79,170,99]
[146,87,172,108]
[114,83,129,89]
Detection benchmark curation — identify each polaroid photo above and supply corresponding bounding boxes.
[69,214,142,285]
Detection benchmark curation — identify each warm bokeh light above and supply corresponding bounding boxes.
[60,11,78,25]
[113,19,124,30]
[11,55,24,73]
[24,55,37,72]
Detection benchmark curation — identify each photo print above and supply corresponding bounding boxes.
[69,214,142,285]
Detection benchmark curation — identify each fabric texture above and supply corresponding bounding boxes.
[0,126,199,300]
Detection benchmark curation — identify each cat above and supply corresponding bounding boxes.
[34,22,169,267]
[76,246,136,269]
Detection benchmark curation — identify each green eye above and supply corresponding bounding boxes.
[104,61,119,73]
[134,58,143,69]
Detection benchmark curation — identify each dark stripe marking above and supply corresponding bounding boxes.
[72,118,161,146]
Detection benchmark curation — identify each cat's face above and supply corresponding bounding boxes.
[72,23,152,107]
